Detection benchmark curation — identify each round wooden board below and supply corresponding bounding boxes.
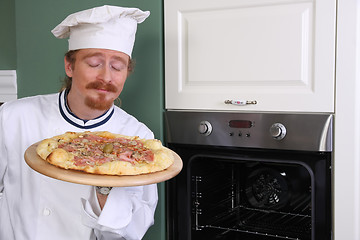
[24,142,183,187]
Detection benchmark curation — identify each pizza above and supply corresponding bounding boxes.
[35,131,174,176]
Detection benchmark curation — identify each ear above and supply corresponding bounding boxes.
[64,57,73,78]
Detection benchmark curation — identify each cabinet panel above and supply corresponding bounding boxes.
[0,70,17,102]
[165,0,336,112]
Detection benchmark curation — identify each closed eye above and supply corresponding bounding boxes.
[110,61,126,71]
[86,57,103,68]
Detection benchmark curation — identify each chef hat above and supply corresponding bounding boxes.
[51,5,150,57]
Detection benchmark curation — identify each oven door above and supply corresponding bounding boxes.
[166,144,331,240]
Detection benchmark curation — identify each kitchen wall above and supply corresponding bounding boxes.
[0,0,165,239]
[0,0,16,70]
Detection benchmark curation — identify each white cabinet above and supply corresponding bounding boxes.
[164,0,336,112]
[0,70,17,102]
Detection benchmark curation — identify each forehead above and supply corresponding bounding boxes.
[77,48,129,62]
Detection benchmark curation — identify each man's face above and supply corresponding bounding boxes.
[65,48,129,111]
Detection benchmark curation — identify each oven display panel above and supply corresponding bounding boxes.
[229,120,253,128]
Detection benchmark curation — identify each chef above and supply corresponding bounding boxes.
[0,5,157,240]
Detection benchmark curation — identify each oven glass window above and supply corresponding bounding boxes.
[190,156,312,240]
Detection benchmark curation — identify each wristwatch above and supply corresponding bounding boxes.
[96,186,112,195]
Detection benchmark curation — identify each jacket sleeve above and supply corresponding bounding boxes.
[81,184,158,240]
[0,106,7,201]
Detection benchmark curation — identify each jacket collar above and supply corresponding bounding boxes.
[58,90,114,129]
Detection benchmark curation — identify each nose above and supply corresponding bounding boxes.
[99,65,112,83]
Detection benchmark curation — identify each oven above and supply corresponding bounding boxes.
[165,111,332,240]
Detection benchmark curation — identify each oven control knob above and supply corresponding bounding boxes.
[198,121,212,136]
[270,123,286,140]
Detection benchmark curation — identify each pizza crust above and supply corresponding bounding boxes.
[36,131,174,176]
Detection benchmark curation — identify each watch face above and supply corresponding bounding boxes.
[97,187,112,195]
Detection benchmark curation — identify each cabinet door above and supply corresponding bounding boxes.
[164,0,336,112]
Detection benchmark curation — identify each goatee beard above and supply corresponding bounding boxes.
[85,81,118,111]
[85,94,113,111]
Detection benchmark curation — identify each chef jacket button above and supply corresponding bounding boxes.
[43,208,51,216]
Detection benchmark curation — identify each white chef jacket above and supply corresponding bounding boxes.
[0,90,158,240]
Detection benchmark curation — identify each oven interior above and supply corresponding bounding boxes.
[191,156,313,240]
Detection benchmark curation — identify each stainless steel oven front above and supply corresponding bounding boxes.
[165,111,332,240]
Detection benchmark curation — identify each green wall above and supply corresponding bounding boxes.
[0,0,16,69]
[1,1,165,239]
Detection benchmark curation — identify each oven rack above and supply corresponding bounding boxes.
[201,225,302,240]
[195,205,311,240]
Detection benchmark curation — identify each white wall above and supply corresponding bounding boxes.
[334,0,360,239]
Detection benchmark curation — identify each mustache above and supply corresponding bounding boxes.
[86,81,117,93]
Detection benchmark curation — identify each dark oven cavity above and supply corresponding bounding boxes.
[165,111,332,240]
